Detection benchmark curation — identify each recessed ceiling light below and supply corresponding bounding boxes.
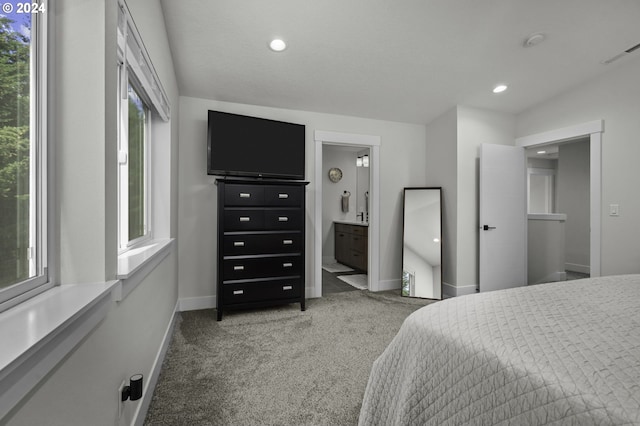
[537,150,546,154]
[269,39,287,52]
[493,84,508,94]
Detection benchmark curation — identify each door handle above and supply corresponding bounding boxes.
[482,225,497,231]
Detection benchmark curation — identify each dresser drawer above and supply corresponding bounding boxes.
[224,209,264,231]
[223,232,302,255]
[223,255,302,280]
[224,185,265,206]
[222,279,302,304]
[264,185,303,206]
[264,209,301,230]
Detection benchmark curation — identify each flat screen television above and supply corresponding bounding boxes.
[207,110,305,180]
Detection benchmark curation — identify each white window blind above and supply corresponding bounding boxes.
[117,1,170,122]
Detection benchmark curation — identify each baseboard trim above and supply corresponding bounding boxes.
[322,256,336,264]
[565,263,590,274]
[179,296,216,312]
[531,271,567,285]
[443,282,477,297]
[377,278,400,292]
[133,300,179,426]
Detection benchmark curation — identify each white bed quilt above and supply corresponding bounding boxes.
[359,275,640,425]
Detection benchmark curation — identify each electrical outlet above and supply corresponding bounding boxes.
[609,204,620,216]
[118,380,127,419]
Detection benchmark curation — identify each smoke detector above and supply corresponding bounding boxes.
[523,33,545,48]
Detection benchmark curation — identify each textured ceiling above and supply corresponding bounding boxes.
[160,0,640,124]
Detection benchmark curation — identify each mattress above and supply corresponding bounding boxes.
[359,274,640,425]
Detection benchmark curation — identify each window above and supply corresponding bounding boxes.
[127,84,148,241]
[117,1,170,251]
[119,81,150,248]
[0,4,50,311]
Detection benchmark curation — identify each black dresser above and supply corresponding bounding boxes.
[216,179,308,320]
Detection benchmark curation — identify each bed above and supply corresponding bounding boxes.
[358,274,640,425]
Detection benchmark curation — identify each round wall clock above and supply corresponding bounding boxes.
[328,167,343,183]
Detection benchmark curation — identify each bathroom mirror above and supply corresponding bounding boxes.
[401,187,442,300]
[356,148,370,223]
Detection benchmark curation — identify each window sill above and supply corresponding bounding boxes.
[0,239,176,421]
[114,238,175,302]
[0,280,118,421]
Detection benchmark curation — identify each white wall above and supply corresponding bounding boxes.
[178,96,427,304]
[5,1,180,424]
[424,106,515,295]
[517,55,640,275]
[557,140,590,272]
[456,106,516,290]
[55,0,108,283]
[424,108,458,289]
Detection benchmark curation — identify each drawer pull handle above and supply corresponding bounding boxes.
[233,290,244,295]
[282,285,293,291]
[278,193,289,199]
[239,217,251,222]
[283,239,293,245]
[283,262,293,268]
[233,241,245,247]
[234,265,245,271]
[239,193,251,198]
[278,216,289,222]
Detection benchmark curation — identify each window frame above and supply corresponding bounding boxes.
[0,3,52,313]
[116,0,170,255]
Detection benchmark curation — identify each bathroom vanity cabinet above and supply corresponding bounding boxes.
[334,222,368,272]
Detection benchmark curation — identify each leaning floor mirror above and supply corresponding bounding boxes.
[401,187,443,300]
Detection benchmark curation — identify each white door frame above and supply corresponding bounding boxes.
[515,119,603,277]
[314,130,381,298]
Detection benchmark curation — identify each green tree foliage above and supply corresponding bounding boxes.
[0,16,31,288]
[0,17,30,127]
[128,90,146,241]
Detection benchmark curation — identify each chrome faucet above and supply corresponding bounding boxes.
[357,212,364,222]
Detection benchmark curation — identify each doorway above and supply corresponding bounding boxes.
[321,145,371,295]
[516,119,603,278]
[478,120,603,292]
[525,138,591,284]
[313,131,381,298]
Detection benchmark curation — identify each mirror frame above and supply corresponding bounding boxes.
[401,187,443,300]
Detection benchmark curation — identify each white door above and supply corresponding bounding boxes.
[479,144,527,292]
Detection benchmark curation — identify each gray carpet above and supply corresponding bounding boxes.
[144,290,435,425]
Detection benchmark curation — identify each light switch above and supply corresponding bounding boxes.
[609,204,619,216]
